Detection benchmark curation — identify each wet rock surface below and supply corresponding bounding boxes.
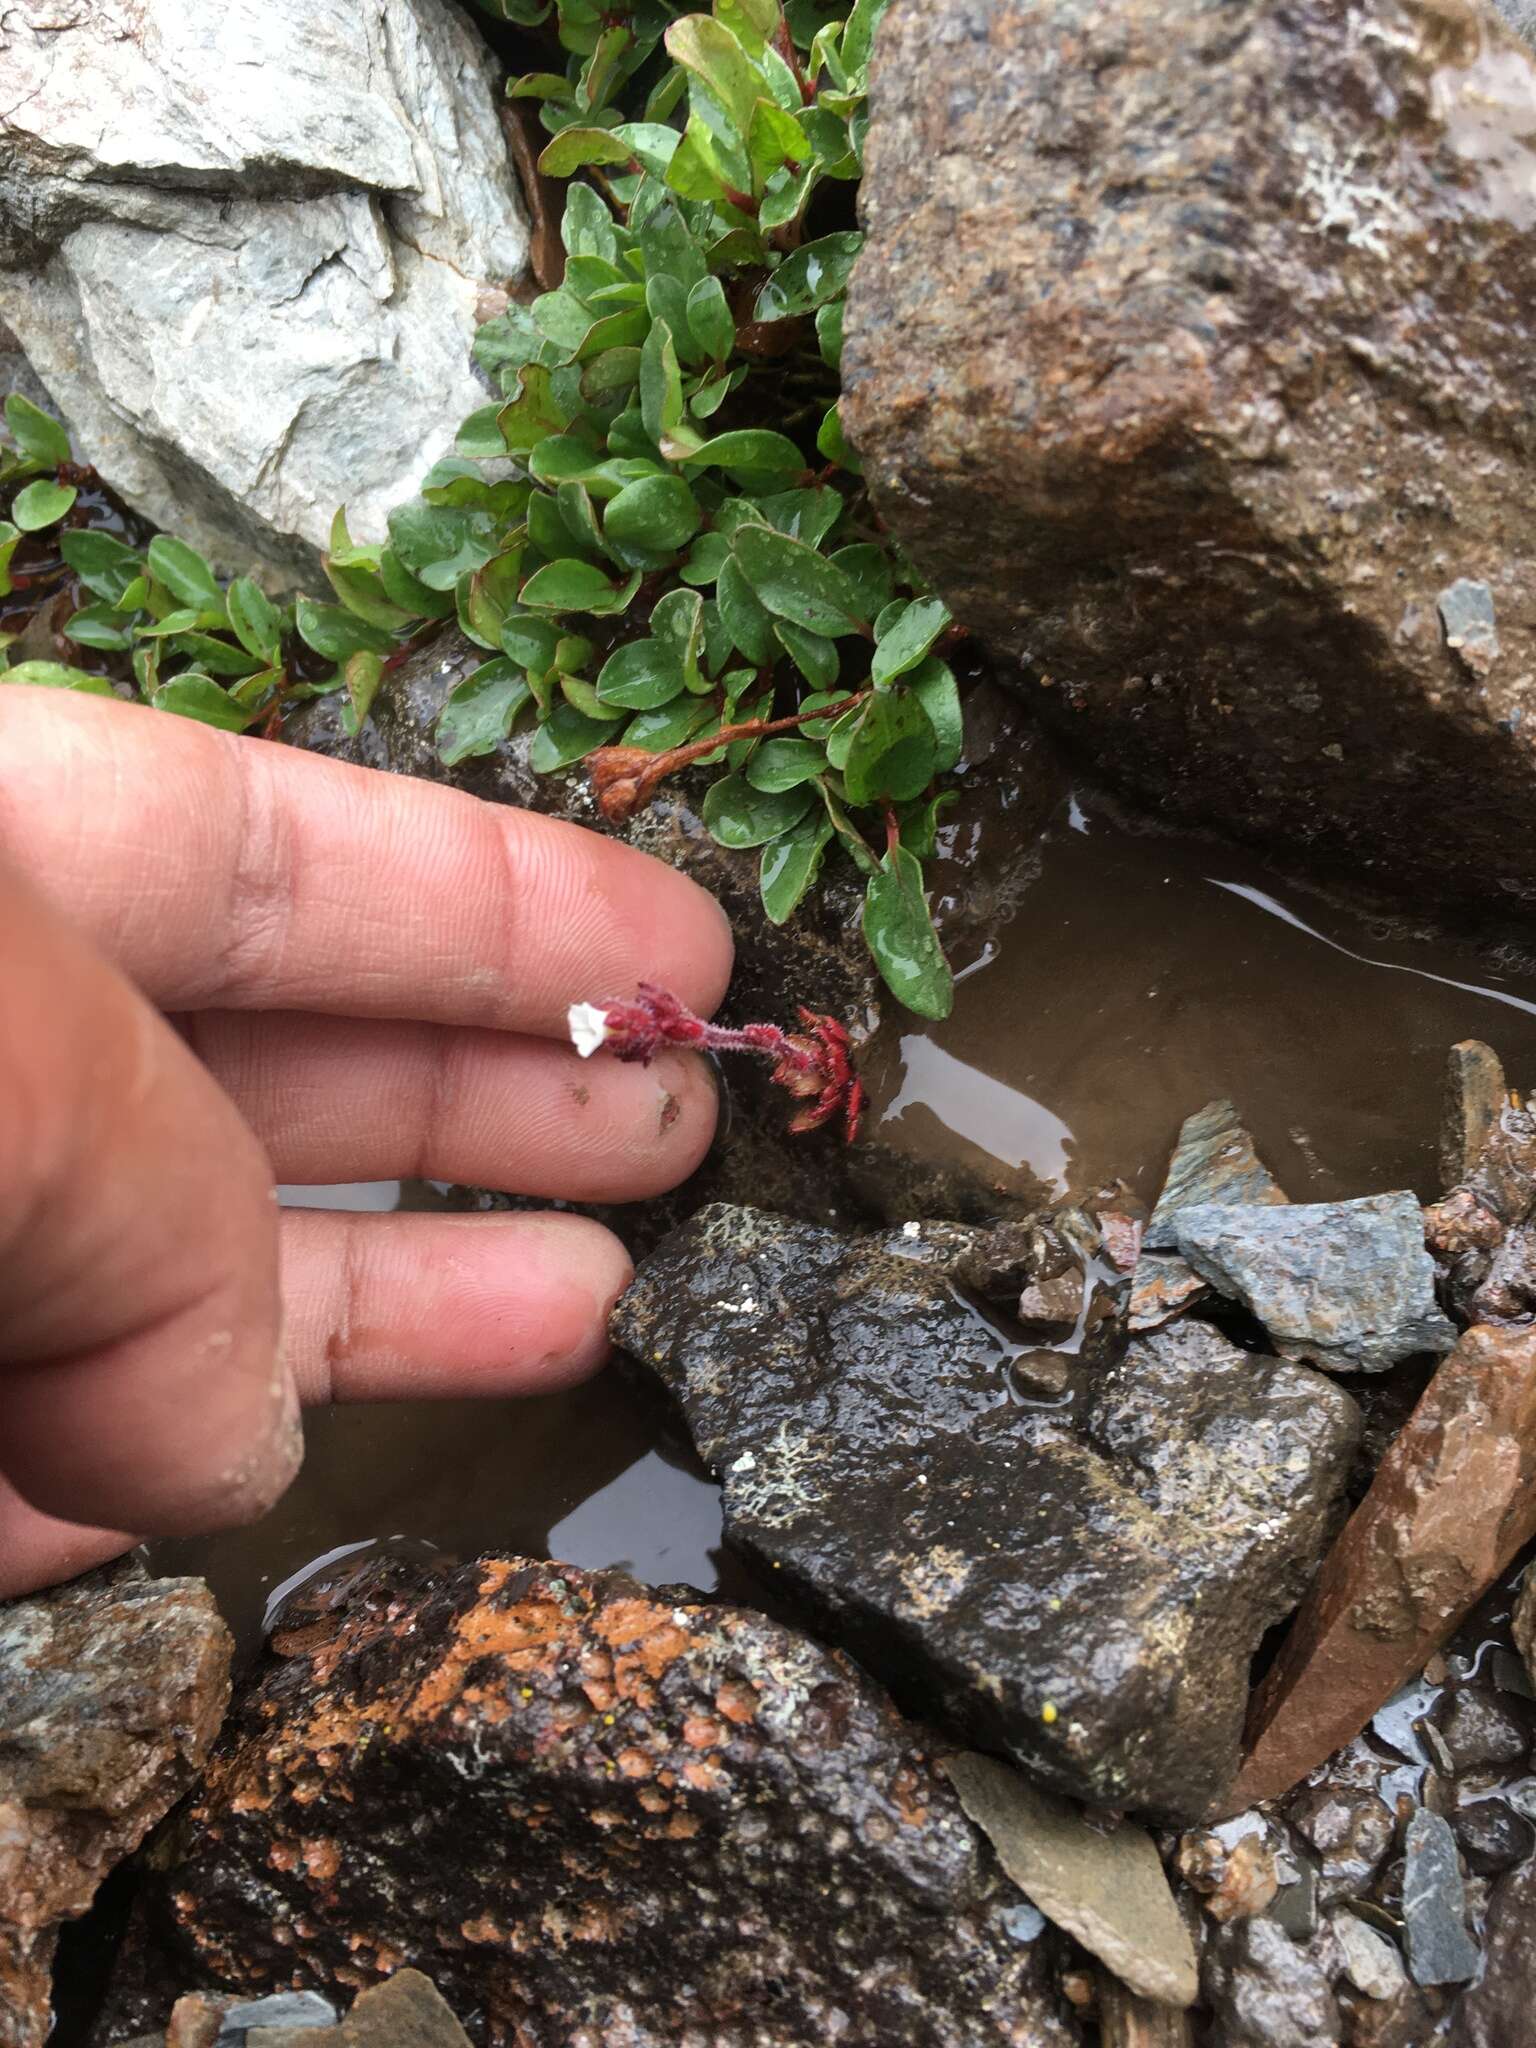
[1401,1810,1479,1986]
[1130,1100,1285,1334]
[1200,1916,1341,2047]
[0,1560,230,2048]
[0,0,527,583]
[120,1554,1075,2046]
[1448,1851,1536,2046]
[844,0,1536,918]
[614,1203,1359,1822]
[1174,1194,1455,1375]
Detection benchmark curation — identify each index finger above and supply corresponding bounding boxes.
[0,686,733,1036]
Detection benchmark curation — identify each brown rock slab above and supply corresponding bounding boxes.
[0,1560,230,2048]
[942,1752,1198,2008]
[250,1973,467,2048]
[1225,1324,1536,1811]
[137,1555,1074,2046]
[1440,1042,1513,1191]
[843,0,1536,916]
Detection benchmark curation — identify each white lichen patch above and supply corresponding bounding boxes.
[724,1422,826,1527]
[1295,132,1413,259]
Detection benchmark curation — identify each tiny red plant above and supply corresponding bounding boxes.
[569,984,865,1143]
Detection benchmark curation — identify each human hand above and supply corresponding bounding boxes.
[0,687,732,1597]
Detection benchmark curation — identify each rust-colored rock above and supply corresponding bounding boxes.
[0,1560,230,2048]
[843,0,1536,913]
[1225,1324,1536,1811]
[131,1555,1075,2046]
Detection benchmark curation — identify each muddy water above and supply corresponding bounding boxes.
[159,793,1536,1651]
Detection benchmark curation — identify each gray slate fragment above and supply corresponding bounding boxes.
[614,1204,1361,1821]
[943,1752,1198,2007]
[1438,580,1500,678]
[1145,1101,1288,1251]
[1401,1809,1479,1987]
[221,1993,337,2043]
[1175,1192,1456,1374]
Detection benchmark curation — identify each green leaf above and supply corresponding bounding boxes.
[616,121,683,176]
[755,231,863,319]
[165,631,266,678]
[715,555,777,664]
[757,486,841,547]
[701,772,815,847]
[863,844,953,1019]
[501,612,561,671]
[624,696,714,750]
[731,524,868,637]
[685,274,735,361]
[538,125,636,175]
[907,656,964,775]
[872,595,951,685]
[843,687,937,804]
[829,542,893,618]
[528,698,625,771]
[379,544,456,620]
[386,501,499,590]
[458,548,526,651]
[4,394,71,468]
[747,97,812,181]
[151,674,254,731]
[520,559,642,614]
[774,619,839,688]
[12,479,77,531]
[603,474,701,554]
[716,0,780,55]
[62,603,134,652]
[437,657,534,766]
[665,16,760,144]
[594,636,684,708]
[3,659,115,694]
[342,649,385,734]
[899,788,959,860]
[563,181,622,263]
[635,194,708,290]
[456,403,510,460]
[685,428,805,484]
[681,530,732,585]
[295,598,395,663]
[648,585,710,692]
[817,399,860,471]
[496,363,571,452]
[560,671,608,719]
[841,0,891,73]
[816,297,845,367]
[639,317,685,446]
[146,534,222,611]
[745,736,824,791]
[226,577,285,665]
[0,523,17,601]
[761,810,834,924]
[60,530,142,606]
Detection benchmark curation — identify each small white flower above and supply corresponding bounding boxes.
[567,1001,610,1059]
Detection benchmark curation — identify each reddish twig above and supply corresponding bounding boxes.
[586,689,868,824]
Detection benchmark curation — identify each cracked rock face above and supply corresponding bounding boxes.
[129,1555,1075,2048]
[613,1204,1361,1822]
[843,0,1536,915]
[0,0,527,584]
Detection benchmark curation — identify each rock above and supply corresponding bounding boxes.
[1288,1784,1398,1907]
[1174,1193,1456,1375]
[0,0,527,584]
[1448,1851,1536,2046]
[1144,1102,1288,1253]
[133,1554,1074,2045]
[1401,1810,1479,1986]
[249,1975,466,2048]
[1331,1914,1408,2002]
[1125,1255,1209,1335]
[614,1204,1360,1821]
[1514,1572,1536,1688]
[1493,0,1536,45]
[1228,1325,1536,1810]
[1449,1798,1534,1874]
[1174,1828,1279,1924]
[0,1560,231,2048]
[1015,1270,1085,1343]
[942,1751,1198,2007]
[1200,1917,1341,2048]
[1441,1044,1512,1191]
[226,1992,338,2043]
[1095,1977,1193,2048]
[843,0,1536,918]
[1431,1688,1530,1772]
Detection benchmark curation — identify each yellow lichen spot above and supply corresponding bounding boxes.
[1041,1701,1058,1725]
[519,1686,533,1699]
[603,1712,616,1724]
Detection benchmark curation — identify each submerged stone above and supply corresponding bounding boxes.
[614,1204,1359,1822]
[1401,1811,1479,1987]
[136,1555,1074,2047]
[1144,1101,1288,1252]
[1174,1193,1456,1374]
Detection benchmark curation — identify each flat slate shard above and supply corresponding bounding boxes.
[614,1204,1360,1822]
[137,1555,1075,2048]
[1401,1811,1479,1987]
[1144,1101,1288,1252]
[842,0,1536,917]
[1175,1192,1456,1373]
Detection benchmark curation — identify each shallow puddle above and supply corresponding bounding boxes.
[158,793,1536,1650]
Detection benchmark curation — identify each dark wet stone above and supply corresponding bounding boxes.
[1441,1043,1511,1192]
[128,1555,1075,2047]
[1431,1689,1530,1773]
[843,0,1536,921]
[1401,1810,1479,1987]
[1200,1917,1341,2048]
[614,1204,1360,1822]
[1016,1270,1084,1343]
[1449,1799,1534,1877]
[1286,1783,1397,1908]
[0,1561,230,2048]
[1514,1572,1536,1691]
[1448,1851,1536,2046]
[1174,1194,1455,1374]
[1144,1101,1288,1252]
[1468,1223,1536,1323]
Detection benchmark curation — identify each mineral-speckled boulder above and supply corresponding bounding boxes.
[1174,1192,1457,1374]
[0,1561,231,2048]
[843,0,1536,913]
[1450,1851,1536,2047]
[0,0,528,584]
[613,1204,1360,1821]
[135,1554,1077,2048]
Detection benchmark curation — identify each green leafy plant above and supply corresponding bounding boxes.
[0,0,965,1022]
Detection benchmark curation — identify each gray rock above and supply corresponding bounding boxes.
[1144,1101,1288,1252]
[1432,1688,1530,1773]
[223,1993,337,2044]
[1492,0,1536,46]
[842,0,1536,920]
[613,1204,1361,1821]
[0,0,527,585]
[1438,580,1501,679]
[1201,1916,1341,2048]
[1288,1779,1398,1908]
[1330,1912,1407,2002]
[1449,1797,1534,1875]
[1449,1851,1536,2046]
[1402,1809,1479,1987]
[942,1751,1198,2007]
[1175,1192,1456,1374]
